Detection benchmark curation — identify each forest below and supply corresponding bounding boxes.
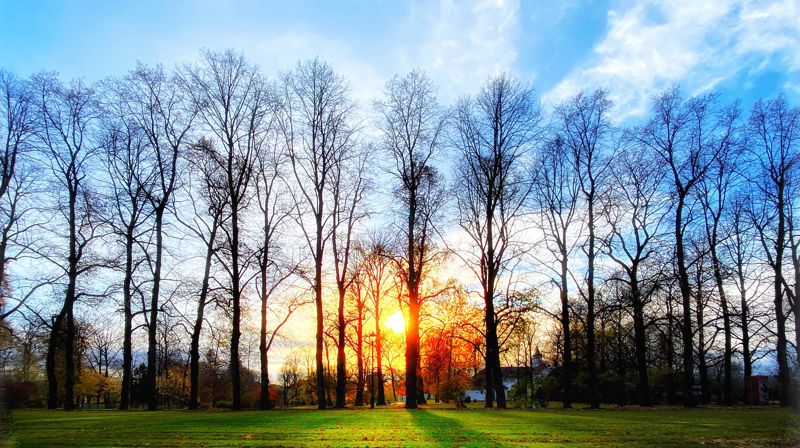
[0,49,797,413]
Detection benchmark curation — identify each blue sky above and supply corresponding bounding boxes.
[1,0,797,123]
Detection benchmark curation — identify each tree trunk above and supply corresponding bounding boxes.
[259,266,271,410]
[675,195,695,408]
[586,198,599,409]
[355,306,364,406]
[630,275,650,406]
[190,229,215,410]
[314,223,326,409]
[63,190,78,411]
[46,308,66,409]
[774,189,791,407]
[405,296,420,409]
[695,282,709,405]
[375,302,386,405]
[146,209,164,411]
[560,253,572,408]
[335,284,346,408]
[230,201,242,410]
[710,243,733,405]
[120,228,134,410]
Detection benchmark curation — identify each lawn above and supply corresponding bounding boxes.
[4,404,798,447]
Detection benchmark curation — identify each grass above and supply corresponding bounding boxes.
[4,404,799,447]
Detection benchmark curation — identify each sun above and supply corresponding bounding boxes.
[384,310,406,334]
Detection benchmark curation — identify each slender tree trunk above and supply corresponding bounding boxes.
[314,211,326,409]
[710,243,733,405]
[147,209,164,411]
[375,304,386,405]
[774,190,791,407]
[63,191,78,411]
[675,195,695,407]
[560,251,572,408]
[666,300,676,405]
[630,275,650,406]
[695,281,709,404]
[120,228,134,410]
[586,200,598,409]
[355,306,364,406]
[259,266,271,410]
[335,284,346,408]
[230,201,242,410]
[190,229,215,410]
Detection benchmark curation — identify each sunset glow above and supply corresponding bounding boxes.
[384,310,405,334]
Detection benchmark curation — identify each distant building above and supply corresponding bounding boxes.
[463,347,549,402]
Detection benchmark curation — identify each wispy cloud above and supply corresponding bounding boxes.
[544,0,800,122]
[406,0,521,101]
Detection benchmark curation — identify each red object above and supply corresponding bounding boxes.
[744,376,769,405]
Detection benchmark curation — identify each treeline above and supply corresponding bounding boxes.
[0,50,797,412]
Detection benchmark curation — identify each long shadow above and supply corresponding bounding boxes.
[409,408,509,448]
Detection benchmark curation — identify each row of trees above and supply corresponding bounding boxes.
[0,50,797,412]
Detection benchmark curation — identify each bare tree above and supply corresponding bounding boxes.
[115,63,195,410]
[452,74,539,408]
[697,103,740,405]
[182,49,268,409]
[361,233,394,405]
[747,96,799,407]
[252,133,306,410]
[33,73,101,410]
[174,137,229,410]
[604,145,670,406]
[278,58,356,409]
[98,91,156,409]
[375,70,448,409]
[555,89,613,409]
[331,144,369,408]
[531,135,580,408]
[636,87,721,407]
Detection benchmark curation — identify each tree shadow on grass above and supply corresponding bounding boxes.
[409,409,510,448]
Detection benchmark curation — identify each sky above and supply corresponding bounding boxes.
[1,0,798,124]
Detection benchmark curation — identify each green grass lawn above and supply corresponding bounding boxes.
[4,404,799,447]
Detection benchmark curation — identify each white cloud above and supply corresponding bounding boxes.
[411,0,521,102]
[544,0,800,122]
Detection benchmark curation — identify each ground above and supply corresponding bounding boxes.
[4,404,798,447]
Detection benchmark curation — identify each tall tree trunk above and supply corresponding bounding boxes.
[405,193,419,410]
[355,306,364,406]
[630,275,650,406]
[335,284,346,408]
[190,229,215,410]
[314,214,326,409]
[230,201,242,410]
[675,195,695,407]
[63,191,78,411]
[147,209,164,411]
[405,297,420,409]
[46,308,66,409]
[259,266,271,410]
[586,196,598,409]
[774,189,791,407]
[560,251,572,408]
[710,243,733,405]
[695,281,709,405]
[375,304,386,405]
[120,229,134,410]
[666,300,676,405]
